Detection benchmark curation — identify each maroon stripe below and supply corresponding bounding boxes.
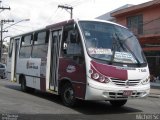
[91,60,128,80]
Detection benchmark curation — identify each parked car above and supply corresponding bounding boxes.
[0,63,6,79]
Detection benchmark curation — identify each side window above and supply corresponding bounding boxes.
[23,35,32,45]
[19,34,32,58]
[66,30,82,55]
[62,27,82,56]
[61,24,84,64]
[8,39,13,58]
[32,31,49,58]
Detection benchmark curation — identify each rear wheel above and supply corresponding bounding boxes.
[21,77,27,92]
[20,77,35,93]
[61,83,77,107]
[109,100,127,107]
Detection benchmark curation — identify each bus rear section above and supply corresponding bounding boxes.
[6,19,150,107]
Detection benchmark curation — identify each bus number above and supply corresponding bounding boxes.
[138,69,146,72]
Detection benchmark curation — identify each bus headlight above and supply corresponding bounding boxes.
[105,77,110,83]
[91,72,110,83]
[99,76,105,82]
[93,73,99,79]
[89,68,110,83]
[141,77,150,85]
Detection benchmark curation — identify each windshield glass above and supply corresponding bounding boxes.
[79,21,146,64]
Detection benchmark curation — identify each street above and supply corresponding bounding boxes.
[0,79,160,120]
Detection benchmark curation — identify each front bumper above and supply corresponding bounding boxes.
[85,80,150,100]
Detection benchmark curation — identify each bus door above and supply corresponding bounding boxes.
[7,39,13,80]
[11,37,20,82]
[49,30,62,91]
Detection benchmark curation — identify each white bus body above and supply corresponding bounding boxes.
[6,19,150,107]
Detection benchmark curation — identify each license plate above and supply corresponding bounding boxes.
[123,91,132,96]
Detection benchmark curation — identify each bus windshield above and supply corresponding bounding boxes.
[79,21,146,64]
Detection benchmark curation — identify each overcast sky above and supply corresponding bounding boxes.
[1,0,151,38]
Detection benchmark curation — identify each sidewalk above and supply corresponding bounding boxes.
[149,81,160,98]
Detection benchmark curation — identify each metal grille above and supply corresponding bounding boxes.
[109,91,141,99]
[111,78,141,86]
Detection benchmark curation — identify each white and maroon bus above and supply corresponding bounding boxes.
[7,19,150,107]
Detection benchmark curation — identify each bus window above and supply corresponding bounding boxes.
[61,25,84,64]
[62,25,82,55]
[19,34,33,58]
[66,30,82,55]
[22,35,32,46]
[32,31,49,58]
[34,31,48,44]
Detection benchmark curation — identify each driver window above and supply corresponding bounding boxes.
[61,24,84,64]
[62,25,82,56]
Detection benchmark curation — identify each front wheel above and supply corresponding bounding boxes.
[61,83,77,107]
[109,100,127,107]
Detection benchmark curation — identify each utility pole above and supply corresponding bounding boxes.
[0,6,10,10]
[58,5,73,19]
[0,20,14,62]
[0,1,11,63]
[0,1,10,10]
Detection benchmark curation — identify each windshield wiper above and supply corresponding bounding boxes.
[109,36,116,65]
[114,33,141,66]
[109,34,121,65]
[123,35,134,43]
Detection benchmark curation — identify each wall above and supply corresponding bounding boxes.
[115,5,160,35]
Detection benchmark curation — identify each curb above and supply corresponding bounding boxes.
[151,86,160,89]
[148,94,160,98]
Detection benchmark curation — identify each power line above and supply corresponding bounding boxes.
[143,17,160,26]
[46,7,59,22]
[9,24,34,28]
[69,0,86,7]
[9,27,25,32]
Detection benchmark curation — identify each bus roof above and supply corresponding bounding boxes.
[10,19,127,39]
[46,19,74,29]
[10,27,46,39]
[76,18,127,29]
[46,18,126,29]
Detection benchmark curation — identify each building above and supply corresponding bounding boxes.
[111,0,160,79]
[96,4,133,22]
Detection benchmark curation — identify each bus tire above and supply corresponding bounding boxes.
[21,77,27,92]
[61,82,76,107]
[109,100,127,107]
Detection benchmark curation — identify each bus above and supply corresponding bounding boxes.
[6,19,150,107]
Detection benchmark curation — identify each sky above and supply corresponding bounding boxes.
[1,0,151,40]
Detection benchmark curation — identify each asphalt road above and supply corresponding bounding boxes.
[0,79,160,120]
